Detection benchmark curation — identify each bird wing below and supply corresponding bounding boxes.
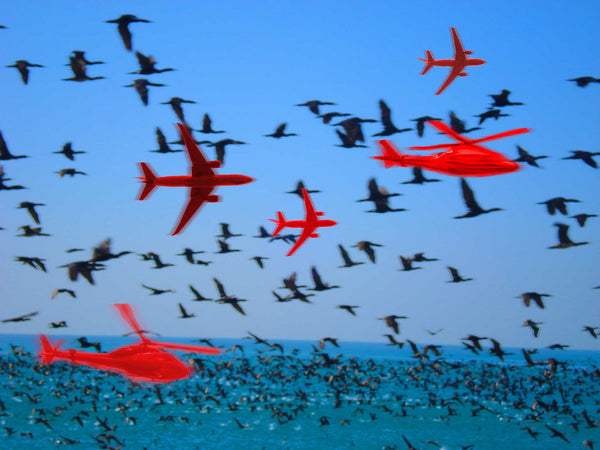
[460,179,480,211]
[214,278,227,298]
[231,301,246,315]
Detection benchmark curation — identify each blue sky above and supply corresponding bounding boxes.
[1,1,599,350]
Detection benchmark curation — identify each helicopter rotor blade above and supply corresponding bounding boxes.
[151,341,221,355]
[467,128,530,145]
[114,303,147,341]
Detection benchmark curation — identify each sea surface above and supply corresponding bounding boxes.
[1,334,599,449]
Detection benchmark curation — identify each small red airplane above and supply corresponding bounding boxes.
[137,123,254,235]
[270,188,337,256]
[39,303,220,383]
[373,120,530,177]
[419,27,486,95]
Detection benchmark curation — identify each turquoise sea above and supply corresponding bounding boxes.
[1,334,599,449]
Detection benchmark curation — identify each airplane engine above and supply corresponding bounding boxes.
[458,72,468,77]
[207,195,220,202]
[310,233,319,238]
[464,50,473,55]
[316,211,324,216]
[208,161,221,168]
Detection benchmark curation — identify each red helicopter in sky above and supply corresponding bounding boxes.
[38,303,220,383]
[373,120,530,177]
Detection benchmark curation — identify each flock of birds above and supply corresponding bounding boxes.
[2,12,599,450]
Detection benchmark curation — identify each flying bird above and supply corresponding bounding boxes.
[488,89,524,108]
[197,113,226,134]
[177,303,195,319]
[446,266,473,282]
[264,123,297,138]
[378,315,408,334]
[517,292,551,309]
[537,197,581,215]
[53,142,86,160]
[17,201,45,224]
[454,178,502,219]
[548,222,589,249]
[160,97,196,123]
[296,100,336,115]
[567,76,600,87]
[0,131,28,160]
[105,14,151,51]
[372,100,412,136]
[6,60,44,84]
[338,245,364,268]
[513,145,548,168]
[352,241,382,263]
[562,150,600,169]
[150,127,180,153]
[2,312,38,323]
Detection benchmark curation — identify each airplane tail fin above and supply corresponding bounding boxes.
[418,50,435,75]
[39,334,63,364]
[269,211,286,236]
[137,162,157,200]
[373,140,404,168]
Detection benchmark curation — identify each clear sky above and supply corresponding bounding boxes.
[1,1,599,350]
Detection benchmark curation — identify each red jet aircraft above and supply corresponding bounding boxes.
[137,123,254,235]
[373,120,530,177]
[419,27,486,95]
[39,303,220,383]
[270,188,337,256]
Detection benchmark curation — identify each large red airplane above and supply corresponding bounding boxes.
[137,123,254,235]
[373,120,530,177]
[419,27,486,95]
[270,188,337,256]
[39,303,220,383]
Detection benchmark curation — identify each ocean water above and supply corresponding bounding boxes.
[1,334,599,449]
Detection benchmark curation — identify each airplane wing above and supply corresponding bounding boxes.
[435,66,463,96]
[451,27,466,60]
[286,224,316,257]
[176,123,215,177]
[302,188,317,220]
[171,186,214,235]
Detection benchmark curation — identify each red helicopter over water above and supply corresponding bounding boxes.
[38,303,220,383]
[374,120,530,177]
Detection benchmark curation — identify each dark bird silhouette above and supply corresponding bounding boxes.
[402,434,420,450]
[250,256,268,269]
[189,284,212,302]
[105,15,151,51]
[474,108,509,125]
[213,278,247,315]
[383,334,403,348]
[17,225,50,237]
[567,76,600,87]
[206,139,246,165]
[582,326,599,339]
[513,145,548,168]
[55,168,87,178]
[334,129,367,148]
[358,178,404,213]
[6,60,44,84]
[352,241,382,263]
[77,337,101,352]
[49,321,67,328]
[215,239,241,254]
[160,97,195,123]
[488,338,511,360]
[286,180,321,198]
[373,100,412,137]
[449,111,481,134]
[337,305,359,316]
[2,312,38,323]
[379,315,408,334]
[141,284,174,295]
[309,266,340,291]
[489,89,524,108]
[546,425,569,443]
[177,303,195,319]
[398,256,421,272]
[570,213,597,227]
[338,245,364,268]
[264,123,297,138]
[68,51,104,66]
[196,113,226,134]
[401,167,441,184]
[562,150,600,168]
[454,178,502,219]
[63,56,105,82]
[54,142,85,161]
[216,223,242,240]
[91,238,132,262]
[411,116,442,137]
[124,79,165,106]
[334,117,377,144]
[411,252,439,262]
[51,289,76,299]
[58,261,105,284]
[548,222,589,249]
[147,252,173,268]
[538,197,581,215]
[0,131,28,160]
[517,292,551,309]
[296,100,336,115]
[462,335,488,351]
[151,127,180,153]
[253,226,271,239]
[317,111,351,124]
[15,256,46,271]
[17,201,44,224]
[547,343,570,350]
[447,266,473,282]
[523,320,543,337]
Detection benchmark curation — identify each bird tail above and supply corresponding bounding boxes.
[269,211,286,236]
[373,140,404,168]
[137,162,157,200]
[418,50,435,75]
[39,334,63,364]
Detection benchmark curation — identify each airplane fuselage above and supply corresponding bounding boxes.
[430,58,485,68]
[152,174,253,188]
[281,219,337,229]
[52,344,191,382]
